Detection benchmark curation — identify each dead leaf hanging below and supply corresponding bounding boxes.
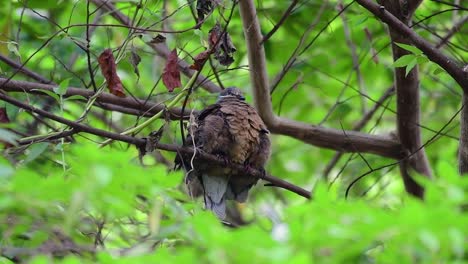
[98,49,126,97]
[209,22,236,66]
[130,47,142,80]
[190,50,211,71]
[162,49,182,92]
[0,107,13,148]
[149,34,166,44]
[0,107,10,123]
[196,0,217,23]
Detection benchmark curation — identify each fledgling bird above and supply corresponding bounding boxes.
[175,87,270,219]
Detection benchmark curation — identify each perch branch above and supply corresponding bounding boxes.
[0,78,191,120]
[0,92,310,199]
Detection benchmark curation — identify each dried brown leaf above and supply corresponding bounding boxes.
[190,50,211,71]
[149,34,166,44]
[0,107,10,123]
[208,23,236,66]
[0,107,13,148]
[162,49,182,92]
[196,0,217,23]
[98,49,126,97]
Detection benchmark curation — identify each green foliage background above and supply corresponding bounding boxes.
[0,0,466,263]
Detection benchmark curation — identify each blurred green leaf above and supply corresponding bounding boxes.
[393,54,416,67]
[23,142,49,164]
[395,42,423,55]
[0,128,18,146]
[54,78,71,96]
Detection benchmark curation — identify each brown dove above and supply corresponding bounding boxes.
[175,87,270,219]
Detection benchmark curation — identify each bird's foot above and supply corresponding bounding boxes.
[214,153,231,166]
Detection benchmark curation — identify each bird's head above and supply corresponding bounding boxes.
[218,87,246,101]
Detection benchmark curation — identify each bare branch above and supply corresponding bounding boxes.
[0,78,190,120]
[238,0,276,127]
[0,54,52,84]
[382,0,432,198]
[0,91,309,199]
[238,0,402,159]
[355,0,468,91]
[323,86,395,177]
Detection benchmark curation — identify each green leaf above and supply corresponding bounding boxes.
[395,42,423,55]
[393,54,416,68]
[433,67,444,75]
[0,128,18,146]
[64,95,87,101]
[32,89,60,103]
[54,78,70,95]
[24,142,49,164]
[416,56,429,64]
[0,163,14,179]
[405,57,418,76]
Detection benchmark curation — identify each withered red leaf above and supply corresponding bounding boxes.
[190,50,210,71]
[208,23,236,66]
[149,34,166,44]
[196,0,216,23]
[162,49,182,92]
[0,107,12,148]
[98,49,126,97]
[0,107,10,123]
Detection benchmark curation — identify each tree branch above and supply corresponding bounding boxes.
[355,0,468,91]
[0,78,191,120]
[0,91,310,199]
[0,54,52,84]
[383,0,432,198]
[238,0,403,159]
[238,0,276,127]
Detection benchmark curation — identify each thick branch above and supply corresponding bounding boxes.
[238,0,276,127]
[273,117,402,159]
[238,0,402,159]
[0,78,190,120]
[355,0,468,91]
[0,92,309,198]
[323,86,395,177]
[383,0,432,198]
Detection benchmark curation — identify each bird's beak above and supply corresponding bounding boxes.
[239,95,246,101]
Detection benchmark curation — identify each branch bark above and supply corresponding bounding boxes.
[0,78,190,120]
[238,0,403,159]
[0,92,310,199]
[355,0,468,91]
[383,0,432,198]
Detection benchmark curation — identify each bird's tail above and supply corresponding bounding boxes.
[201,174,229,219]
